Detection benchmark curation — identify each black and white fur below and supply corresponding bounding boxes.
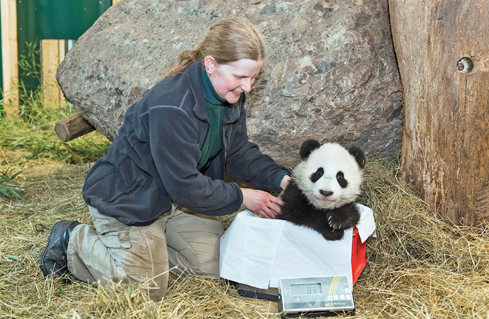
[278,139,365,241]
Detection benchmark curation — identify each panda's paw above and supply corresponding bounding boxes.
[321,229,344,241]
[327,212,350,230]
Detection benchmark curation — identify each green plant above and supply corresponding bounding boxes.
[0,106,110,163]
[0,41,111,163]
[16,42,45,121]
[18,82,45,122]
[18,41,41,81]
[0,168,22,199]
[0,83,110,163]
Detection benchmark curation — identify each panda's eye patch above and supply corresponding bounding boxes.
[310,167,324,183]
[336,171,348,188]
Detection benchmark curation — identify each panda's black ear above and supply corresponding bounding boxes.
[348,147,366,169]
[300,139,321,160]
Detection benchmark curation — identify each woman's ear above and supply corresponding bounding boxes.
[204,56,217,75]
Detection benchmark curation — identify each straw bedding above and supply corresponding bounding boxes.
[0,152,488,318]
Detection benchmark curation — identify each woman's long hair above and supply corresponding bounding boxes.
[167,17,265,77]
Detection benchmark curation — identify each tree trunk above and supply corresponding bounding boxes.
[390,0,489,225]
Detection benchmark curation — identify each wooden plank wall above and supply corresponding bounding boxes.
[1,0,18,115]
[41,39,65,108]
[2,1,119,112]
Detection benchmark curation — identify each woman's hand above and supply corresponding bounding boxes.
[241,188,284,219]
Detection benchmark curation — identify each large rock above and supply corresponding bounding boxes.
[57,0,403,167]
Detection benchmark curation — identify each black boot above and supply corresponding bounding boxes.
[40,220,81,279]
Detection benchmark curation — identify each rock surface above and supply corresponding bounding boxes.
[57,0,403,167]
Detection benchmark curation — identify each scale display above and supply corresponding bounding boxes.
[278,275,354,317]
[290,282,322,295]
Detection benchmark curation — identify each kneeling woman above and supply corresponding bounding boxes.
[40,17,291,300]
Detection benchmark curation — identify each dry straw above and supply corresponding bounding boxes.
[0,153,488,318]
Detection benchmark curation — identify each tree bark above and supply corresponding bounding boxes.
[55,112,96,142]
[390,0,489,225]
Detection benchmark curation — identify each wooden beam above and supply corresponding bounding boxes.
[55,112,96,142]
[1,0,19,117]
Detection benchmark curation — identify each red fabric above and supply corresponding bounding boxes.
[351,227,368,285]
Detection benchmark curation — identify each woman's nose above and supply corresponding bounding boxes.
[241,78,252,92]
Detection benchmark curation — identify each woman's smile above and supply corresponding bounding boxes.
[206,58,263,103]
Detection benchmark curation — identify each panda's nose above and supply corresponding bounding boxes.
[320,190,333,197]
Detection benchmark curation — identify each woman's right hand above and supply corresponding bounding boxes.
[241,188,284,219]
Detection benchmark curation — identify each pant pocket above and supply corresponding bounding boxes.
[89,206,132,249]
[98,230,132,249]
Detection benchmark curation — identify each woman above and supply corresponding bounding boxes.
[40,17,291,300]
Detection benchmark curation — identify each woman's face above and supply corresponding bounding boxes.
[205,57,263,104]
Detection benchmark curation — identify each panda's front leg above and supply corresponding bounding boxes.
[326,203,360,230]
[320,228,345,241]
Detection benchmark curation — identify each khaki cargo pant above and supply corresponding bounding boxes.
[66,205,224,300]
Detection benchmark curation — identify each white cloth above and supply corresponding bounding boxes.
[219,204,376,290]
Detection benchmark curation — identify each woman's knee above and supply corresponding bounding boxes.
[82,212,170,300]
[165,209,224,278]
[120,220,170,299]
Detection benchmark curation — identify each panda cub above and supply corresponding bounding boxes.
[278,139,365,241]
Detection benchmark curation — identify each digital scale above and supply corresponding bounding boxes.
[278,275,355,318]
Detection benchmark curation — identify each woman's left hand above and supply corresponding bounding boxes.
[241,188,284,219]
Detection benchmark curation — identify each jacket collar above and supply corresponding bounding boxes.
[185,60,242,124]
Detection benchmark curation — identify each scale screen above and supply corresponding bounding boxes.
[278,275,354,316]
[290,283,322,295]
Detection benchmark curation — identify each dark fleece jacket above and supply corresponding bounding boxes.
[82,60,290,226]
